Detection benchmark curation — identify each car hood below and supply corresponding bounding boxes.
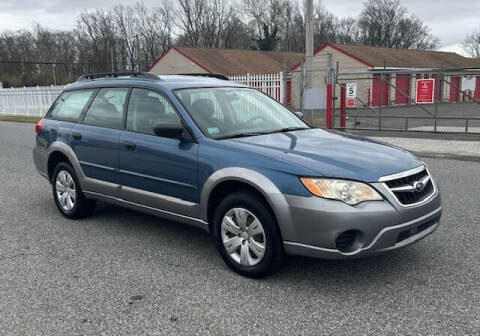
[227,129,422,182]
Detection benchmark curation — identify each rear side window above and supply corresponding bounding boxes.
[83,88,129,129]
[126,88,180,135]
[49,90,95,120]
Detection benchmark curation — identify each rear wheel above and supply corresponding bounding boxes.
[212,191,284,278]
[52,162,96,219]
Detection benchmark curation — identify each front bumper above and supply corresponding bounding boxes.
[283,206,441,259]
[277,179,442,259]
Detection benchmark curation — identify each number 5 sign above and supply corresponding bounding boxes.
[346,83,357,107]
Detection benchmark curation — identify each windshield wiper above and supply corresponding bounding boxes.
[216,127,309,140]
[268,127,309,134]
[216,132,266,140]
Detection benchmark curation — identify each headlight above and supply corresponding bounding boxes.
[300,178,383,205]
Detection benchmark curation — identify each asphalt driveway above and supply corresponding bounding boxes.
[0,121,479,335]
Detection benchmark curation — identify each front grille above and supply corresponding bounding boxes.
[396,216,439,243]
[417,216,438,233]
[384,167,434,205]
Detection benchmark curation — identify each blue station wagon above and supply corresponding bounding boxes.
[33,72,442,277]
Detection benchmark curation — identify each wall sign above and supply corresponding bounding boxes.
[416,79,435,104]
[346,83,356,107]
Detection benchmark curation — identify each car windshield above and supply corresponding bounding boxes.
[175,87,309,139]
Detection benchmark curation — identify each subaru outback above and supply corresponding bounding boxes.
[33,72,441,277]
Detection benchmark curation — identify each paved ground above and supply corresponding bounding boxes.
[1,121,479,335]
[370,137,480,161]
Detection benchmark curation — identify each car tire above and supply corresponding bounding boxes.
[212,191,284,278]
[52,162,96,219]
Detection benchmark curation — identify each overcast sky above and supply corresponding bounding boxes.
[0,0,478,54]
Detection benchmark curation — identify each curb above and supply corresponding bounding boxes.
[411,151,480,162]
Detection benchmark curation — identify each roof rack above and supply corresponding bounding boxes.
[77,72,160,81]
[176,73,230,80]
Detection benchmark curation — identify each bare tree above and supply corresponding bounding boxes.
[464,28,480,58]
[243,0,287,50]
[135,1,174,67]
[357,0,438,49]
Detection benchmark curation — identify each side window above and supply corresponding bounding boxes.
[83,88,129,129]
[49,90,95,120]
[126,88,181,135]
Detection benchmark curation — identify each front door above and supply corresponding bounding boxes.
[118,88,199,216]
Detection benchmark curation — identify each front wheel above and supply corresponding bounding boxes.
[212,192,284,278]
[52,162,96,219]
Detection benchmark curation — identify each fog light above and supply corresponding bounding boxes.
[335,230,364,253]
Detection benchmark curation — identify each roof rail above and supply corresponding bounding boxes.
[176,73,230,80]
[77,72,160,81]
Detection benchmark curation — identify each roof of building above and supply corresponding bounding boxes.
[149,46,304,75]
[292,43,480,70]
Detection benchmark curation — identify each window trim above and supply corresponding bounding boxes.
[123,86,197,142]
[79,87,131,130]
[45,88,98,123]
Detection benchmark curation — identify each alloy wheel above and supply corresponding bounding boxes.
[221,208,266,266]
[55,170,76,211]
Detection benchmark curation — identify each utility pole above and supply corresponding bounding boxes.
[305,0,313,90]
[111,47,115,72]
[52,63,57,86]
[136,34,140,72]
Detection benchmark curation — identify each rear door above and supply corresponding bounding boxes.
[70,87,129,196]
[118,88,199,215]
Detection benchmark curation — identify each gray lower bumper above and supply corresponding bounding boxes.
[283,206,441,259]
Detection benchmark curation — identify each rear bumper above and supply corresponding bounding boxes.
[283,206,441,259]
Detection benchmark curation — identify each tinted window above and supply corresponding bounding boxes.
[49,90,95,120]
[83,88,129,129]
[126,88,180,135]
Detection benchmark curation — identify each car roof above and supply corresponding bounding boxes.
[64,74,247,92]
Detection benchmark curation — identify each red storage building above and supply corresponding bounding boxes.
[290,43,480,108]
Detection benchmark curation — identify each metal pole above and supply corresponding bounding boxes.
[136,34,140,71]
[51,63,56,86]
[300,64,305,115]
[305,0,313,90]
[111,47,115,72]
[434,70,440,132]
[326,54,333,129]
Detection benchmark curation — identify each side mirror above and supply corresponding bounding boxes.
[295,111,304,119]
[153,122,184,138]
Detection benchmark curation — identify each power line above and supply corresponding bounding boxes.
[0,60,149,66]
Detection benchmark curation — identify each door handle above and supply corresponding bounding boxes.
[123,141,136,150]
[72,132,82,140]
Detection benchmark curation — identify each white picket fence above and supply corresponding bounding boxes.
[0,85,65,116]
[229,73,285,102]
[0,73,284,116]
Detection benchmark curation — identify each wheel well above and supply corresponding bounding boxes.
[206,180,276,225]
[47,151,71,182]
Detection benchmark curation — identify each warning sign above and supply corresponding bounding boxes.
[416,79,435,104]
[346,83,356,107]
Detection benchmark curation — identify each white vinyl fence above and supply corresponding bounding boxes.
[0,73,284,117]
[0,85,65,116]
[229,73,285,103]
